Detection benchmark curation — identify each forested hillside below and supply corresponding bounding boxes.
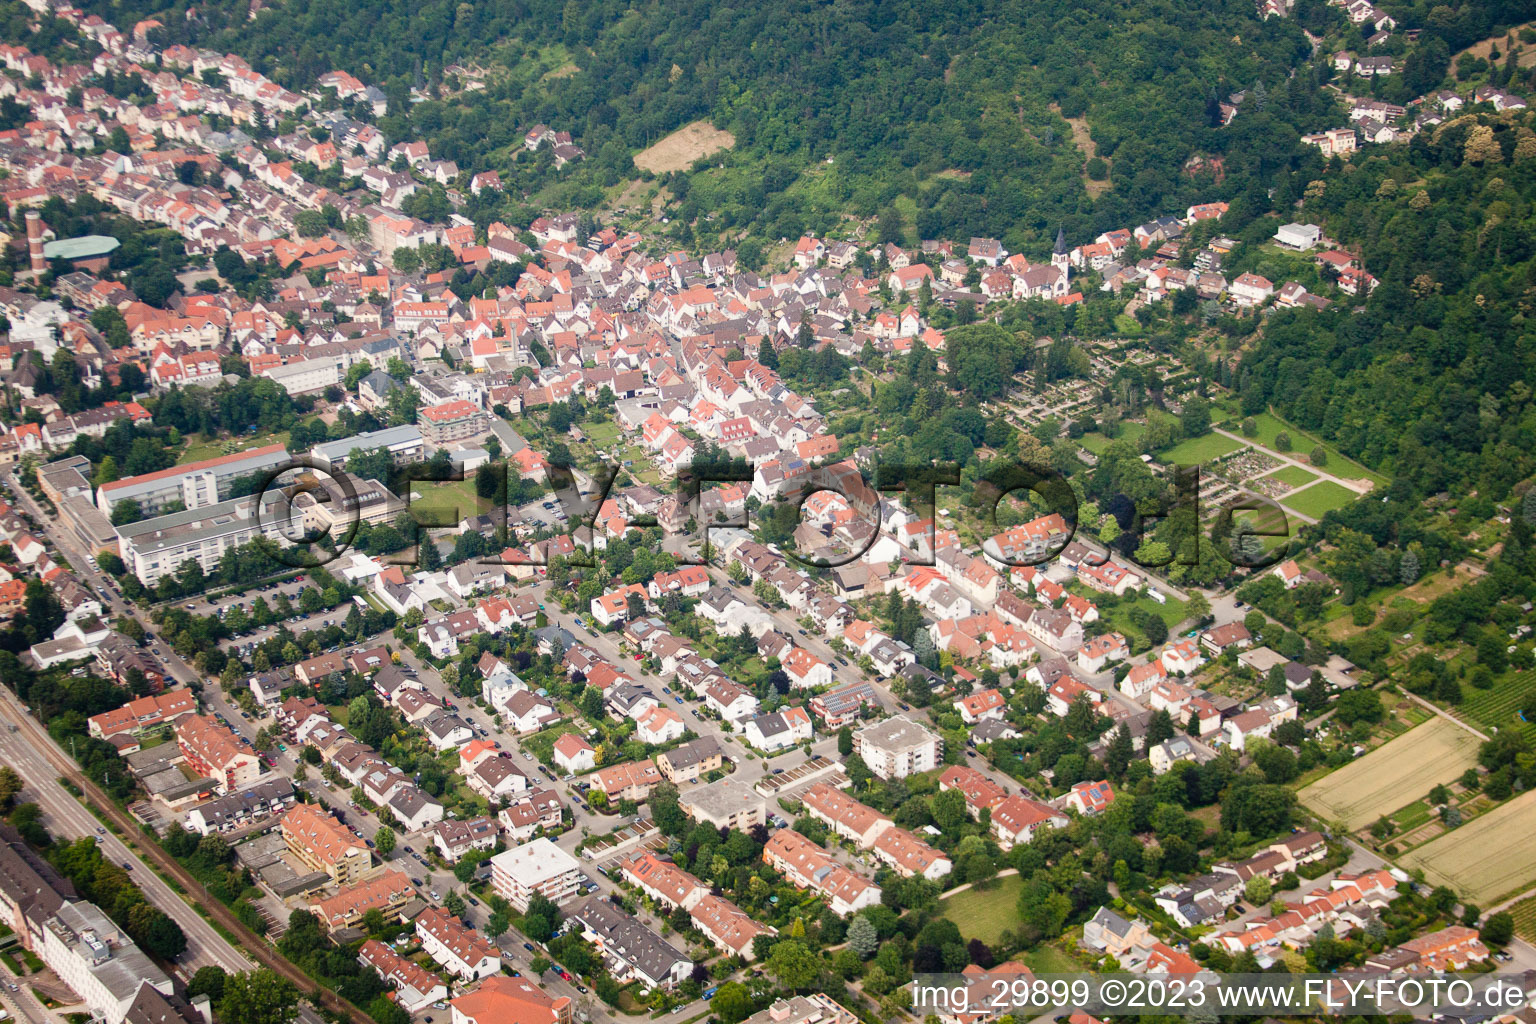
[82,0,1340,249]
[80,0,1536,509]
[1237,113,1536,504]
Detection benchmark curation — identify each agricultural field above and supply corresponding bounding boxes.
[633,121,736,173]
[1509,894,1536,943]
[939,873,1023,946]
[1264,466,1318,490]
[1157,432,1244,466]
[1299,717,1482,830]
[1458,668,1536,741]
[1283,480,1362,520]
[1400,789,1536,904]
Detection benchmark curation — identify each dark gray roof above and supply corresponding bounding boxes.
[570,897,690,983]
[0,824,75,923]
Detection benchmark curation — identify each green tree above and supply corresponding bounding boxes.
[216,970,299,1024]
[1483,911,1514,946]
[374,825,395,857]
[111,499,143,526]
[846,914,879,958]
[186,966,227,1002]
[1180,397,1211,438]
[0,766,22,811]
[710,982,755,1024]
[766,939,821,991]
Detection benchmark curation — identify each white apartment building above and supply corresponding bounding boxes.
[853,714,943,779]
[116,490,295,586]
[489,837,582,911]
[95,442,292,516]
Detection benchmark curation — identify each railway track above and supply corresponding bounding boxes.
[0,693,370,1024]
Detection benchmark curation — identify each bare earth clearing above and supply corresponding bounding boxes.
[1050,102,1109,198]
[634,121,735,174]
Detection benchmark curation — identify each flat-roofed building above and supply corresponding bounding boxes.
[490,837,581,911]
[287,472,406,532]
[39,900,173,1024]
[678,776,767,831]
[854,714,942,779]
[116,490,295,586]
[741,995,857,1024]
[312,425,425,470]
[96,443,291,516]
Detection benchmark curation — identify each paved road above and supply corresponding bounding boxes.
[1212,425,1375,497]
[0,963,61,1024]
[0,686,252,977]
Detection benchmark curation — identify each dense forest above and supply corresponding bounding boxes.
[1238,112,1536,503]
[71,0,1341,250]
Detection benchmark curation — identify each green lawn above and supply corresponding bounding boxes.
[1024,945,1085,974]
[1157,432,1244,466]
[178,430,290,465]
[404,477,488,527]
[520,722,585,766]
[939,874,1023,946]
[1113,314,1143,335]
[1282,480,1361,519]
[1096,590,1192,651]
[582,420,622,448]
[1265,465,1318,489]
[1079,421,1145,455]
[1234,412,1389,486]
